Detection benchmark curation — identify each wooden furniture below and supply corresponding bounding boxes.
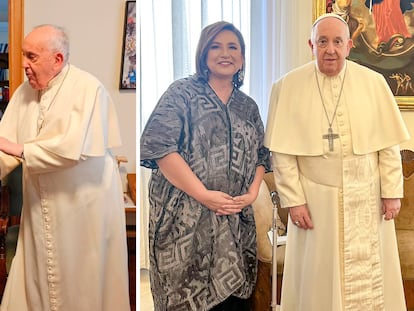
[125,173,136,309]
[0,185,10,296]
[398,149,414,310]
[116,156,136,240]
[125,173,136,239]
[0,164,22,299]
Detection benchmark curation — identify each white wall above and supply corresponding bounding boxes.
[24,0,137,179]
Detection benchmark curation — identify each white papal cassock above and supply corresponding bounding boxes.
[0,64,130,311]
[265,60,410,311]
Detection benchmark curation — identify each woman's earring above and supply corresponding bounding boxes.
[237,69,244,84]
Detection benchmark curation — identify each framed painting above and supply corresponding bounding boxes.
[120,0,136,90]
[313,0,414,110]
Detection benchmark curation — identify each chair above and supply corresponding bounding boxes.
[397,149,414,309]
[250,172,288,310]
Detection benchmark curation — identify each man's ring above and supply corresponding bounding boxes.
[294,221,300,226]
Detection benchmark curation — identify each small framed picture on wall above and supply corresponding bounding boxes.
[120,0,136,90]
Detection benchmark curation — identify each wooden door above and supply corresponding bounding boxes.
[8,0,23,96]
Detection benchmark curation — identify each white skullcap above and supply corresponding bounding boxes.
[312,13,348,28]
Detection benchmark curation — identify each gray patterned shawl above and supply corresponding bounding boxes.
[140,75,271,310]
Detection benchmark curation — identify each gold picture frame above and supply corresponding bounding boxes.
[313,0,414,111]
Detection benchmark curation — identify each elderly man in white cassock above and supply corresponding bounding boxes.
[265,13,410,311]
[0,24,130,311]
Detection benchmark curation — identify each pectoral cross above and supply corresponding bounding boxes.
[323,127,339,152]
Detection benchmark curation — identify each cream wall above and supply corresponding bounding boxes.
[24,0,137,179]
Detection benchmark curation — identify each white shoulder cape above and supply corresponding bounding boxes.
[265,60,410,155]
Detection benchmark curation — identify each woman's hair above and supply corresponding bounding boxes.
[195,21,245,88]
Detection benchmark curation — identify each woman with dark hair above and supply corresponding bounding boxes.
[141,21,270,310]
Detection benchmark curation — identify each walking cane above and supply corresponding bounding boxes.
[270,191,280,311]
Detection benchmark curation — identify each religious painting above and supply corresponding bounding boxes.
[313,0,414,110]
[120,0,136,90]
